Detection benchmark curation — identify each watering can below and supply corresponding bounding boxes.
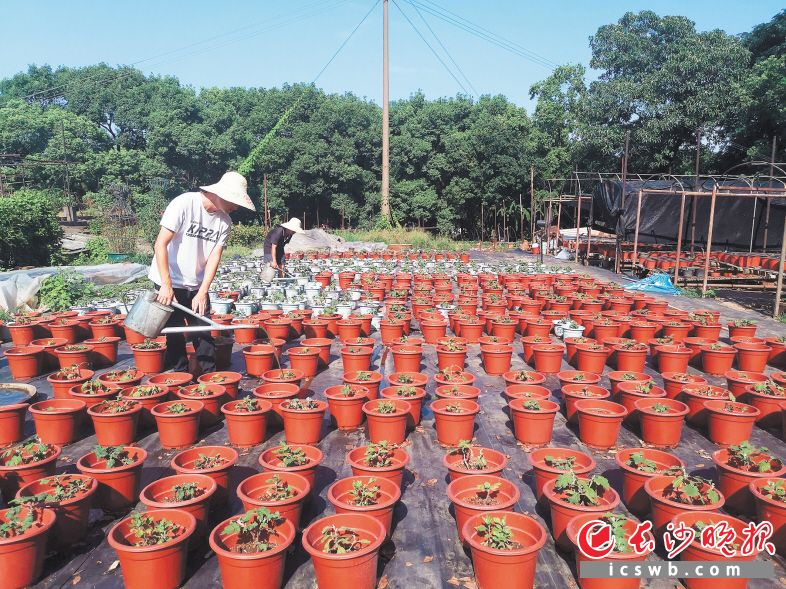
[124,290,254,338]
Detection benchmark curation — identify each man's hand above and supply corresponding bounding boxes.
[192,291,208,317]
[271,260,280,269]
[156,285,175,306]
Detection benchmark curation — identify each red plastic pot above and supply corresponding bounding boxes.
[140,473,216,547]
[236,471,311,525]
[529,448,595,502]
[574,399,627,449]
[655,344,691,373]
[750,477,786,554]
[480,344,513,375]
[342,371,382,400]
[84,336,120,368]
[669,512,756,589]
[221,398,272,447]
[390,345,422,372]
[4,345,44,379]
[301,513,385,589]
[174,383,226,427]
[280,399,327,444]
[301,337,333,367]
[561,384,610,424]
[88,400,142,446]
[420,319,447,344]
[285,346,320,378]
[681,384,733,425]
[566,512,654,589]
[347,445,409,488]
[463,511,546,589]
[47,367,93,400]
[615,447,684,516]
[447,474,520,542]
[508,398,559,446]
[259,444,323,490]
[643,475,724,537]
[29,399,86,445]
[362,398,410,444]
[108,508,196,589]
[531,343,564,374]
[0,402,28,446]
[634,397,689,447]
[76,445,146,511]
[341,346,373,372]
[130,343,167,374]
[574,343,609,374]
[734,342,771,372]
[700,344,736,376]
[725,370,768,397]
[379,319,406,345]
[171,446,238,504]
[327,475,401,538]
[380,385,425,428]
[436,345,468,371]
[197,371,242,399]
[242,344,277,377]
[431,398,479,446]
[613,343,649,372]
[443,446,508,482]
[543,476,620,550]
[704,400,760,446]
[325,384,369,430]
[16,474,97,547]
[7,321,39,346]
[660,371,706,399]
[209,509,296,589]
[0,506,56,588]
[152,399,203,449]
[713,448,786,515]
[387,371,429,388]
[616,381,667,421]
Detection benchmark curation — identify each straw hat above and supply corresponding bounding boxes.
[200,171,255,210]
[281,218,305,233]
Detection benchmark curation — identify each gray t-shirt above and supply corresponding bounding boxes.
[148,192,231,289]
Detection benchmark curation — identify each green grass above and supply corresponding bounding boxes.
[224,245,255,259]
[679,287,717,299]
[334,228,470,251]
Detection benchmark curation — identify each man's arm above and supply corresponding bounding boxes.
[154,227,176,305]
[270,244,279,269]
[192,244,223,316]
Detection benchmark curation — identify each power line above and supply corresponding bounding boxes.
[19,0,349,103]
[312,0,380,83]
[404,0,558,70]
[409,0,478,96]
[392,0,472,97]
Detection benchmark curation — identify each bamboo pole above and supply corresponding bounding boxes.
[690,127,701,253]
[632,190,643,263]
[749,197,757,253]
[674,192,686,286]
[765,136,777,252]
[701,186,717,297]
[774,222,786,318]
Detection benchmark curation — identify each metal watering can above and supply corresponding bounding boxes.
[124,290,254,338]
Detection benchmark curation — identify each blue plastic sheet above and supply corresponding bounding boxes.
[622,273,680,295]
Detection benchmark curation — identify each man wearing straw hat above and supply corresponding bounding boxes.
[149,171,255,373]
[260,218,305,282]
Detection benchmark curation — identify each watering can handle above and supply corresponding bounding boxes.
[169,300,222,327]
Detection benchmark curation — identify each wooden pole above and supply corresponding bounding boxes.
[763,136,777,252]
[701,186,717,297]
[690,127,701,253]
[617,130,630,273]
[575,196,581,262]
[674,192,686,286]
[547,200,553,254]
[380,0,391,223]
[530,166,535,239]
[557,201,562,236]
[749,197,757,253]
[774,221,786,318]
[263,174,269,228]
[587,195,593,259]
[519,192,523,240]
[632,190,643,263]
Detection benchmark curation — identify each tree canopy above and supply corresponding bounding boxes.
[1,9,784,239]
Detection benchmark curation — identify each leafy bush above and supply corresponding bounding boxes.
[134,191,168,247]
[228,223,264,248]
[73,236,109,265]
[0,189,63,268]
[38,270,97,311]
[333,228,469,251]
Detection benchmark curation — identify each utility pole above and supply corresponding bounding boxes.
[690,127,701,253]
[61,120,75,223]
[380,0,391,224]
[263,174,269,228]
[530,165,535,240]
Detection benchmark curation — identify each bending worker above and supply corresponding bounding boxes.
[149,171,256,373]
[261,218,305,282]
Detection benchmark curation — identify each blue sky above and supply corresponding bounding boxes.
[3,0,783,110]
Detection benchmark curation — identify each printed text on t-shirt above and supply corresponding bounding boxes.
[185,223,219,243]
